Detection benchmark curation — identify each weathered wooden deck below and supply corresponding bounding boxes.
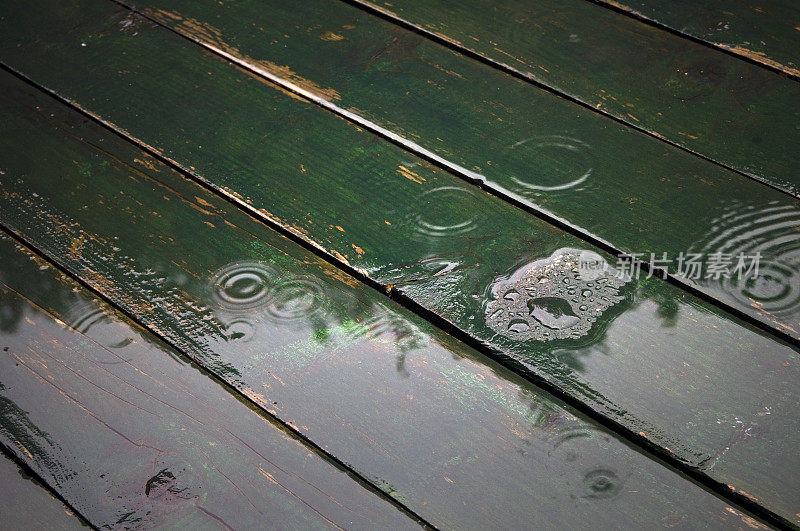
[0,0,798,528]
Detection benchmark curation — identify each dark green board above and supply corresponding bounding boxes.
[341,0,800,197]
[595,0,800,79]
[0,70,775,528]
[0,237,419,529]
[101,0,800,341]
[0,11,796,525]
[0,453,87,529]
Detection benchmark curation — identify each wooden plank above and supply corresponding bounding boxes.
[0,71,773,528]
[338,0,800,197]
[74,0,800,341]
[0,452,87,529]
[594,0,800,79]
[0,1,798,523]
[0,238,419,529]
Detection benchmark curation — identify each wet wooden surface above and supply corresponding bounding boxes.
[13,0,800,342]
[0,236,419,529]
[0,453,87,529]
[342,0,800,197]
[594,0,800,78]
[0,69,770,530]
[0,0,796,527]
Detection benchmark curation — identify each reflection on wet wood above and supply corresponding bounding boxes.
[594,0,800,79]
[340,0,800,196]
[0,452,87,528]
[0,238,417,529]
[0,72,766,528]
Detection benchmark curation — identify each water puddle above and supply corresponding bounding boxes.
[485,248,628,341]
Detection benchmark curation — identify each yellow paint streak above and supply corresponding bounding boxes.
[17,443,34,460]
[397,165,426,184]
[320,31,344,41]
[331,249,350,265]
[599,0,643,17]
[133,156,157,171]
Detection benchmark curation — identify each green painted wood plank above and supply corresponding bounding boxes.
[0,239,419,530]
[0,453,87,529]
[341,0,800,197]
[94,0,800,341]
[0,1,797,524]
[594,0,800,79]
[0,71,774,529]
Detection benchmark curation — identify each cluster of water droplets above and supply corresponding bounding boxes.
[485,248,628,341]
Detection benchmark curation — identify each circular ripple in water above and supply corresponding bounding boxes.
[689,201,800,315]
[485,248,628,341]
[209,261,277,311]
[501,136,593,194]
[412,186,479,237]
[264,278,325,322]
[67,306,109,334]
[545,423,626,501]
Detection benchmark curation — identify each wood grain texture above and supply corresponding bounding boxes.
[0,453,87,529]
[0,71,773,528]
[95,0,800,341]
[0,237,419,530]
[342,0,800,197]
[594,0,800,79]
[0,15,795,524]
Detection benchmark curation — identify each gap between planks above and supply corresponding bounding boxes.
[0,64,789,530]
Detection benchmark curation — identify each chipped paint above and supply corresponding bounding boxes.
[144,9,341,101]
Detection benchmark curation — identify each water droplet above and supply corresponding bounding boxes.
[582,469,621,500]
[507,319,530,334]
